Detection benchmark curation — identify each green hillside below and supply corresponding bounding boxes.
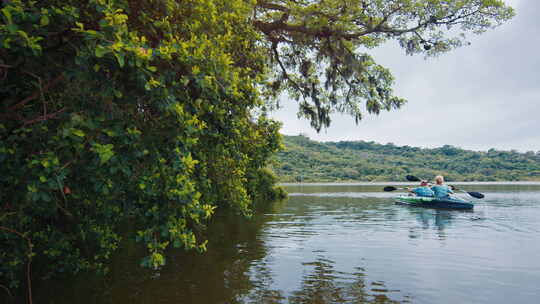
[274,135,540,182]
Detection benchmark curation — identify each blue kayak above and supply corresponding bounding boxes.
[395,195,474,210]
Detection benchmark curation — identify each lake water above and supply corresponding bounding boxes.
[34,183,540,304]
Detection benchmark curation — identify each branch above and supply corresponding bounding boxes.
[0,226,33,304]
[271,42,304,97]
[380,8,482,36]
[8,74,64,111]
[0,284,12,298]
[254,6,485,41]
[373,5,404,31]
[22,107,67,126]
[256,1,289,12]
[434,8,482,25]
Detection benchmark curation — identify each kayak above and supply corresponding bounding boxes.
[395,195,474,210]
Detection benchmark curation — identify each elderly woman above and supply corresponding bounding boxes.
[431,175,454,198]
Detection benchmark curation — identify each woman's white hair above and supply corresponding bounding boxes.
[435,175,444,184]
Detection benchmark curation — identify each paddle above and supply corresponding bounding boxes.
[383,186,409,192]
[406,175,421,182]
[405,175,485,199]
[450,186,485,199]
[382,175,422,192]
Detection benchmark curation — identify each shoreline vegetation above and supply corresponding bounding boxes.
[279,181,540,185]
[274,135,540,183]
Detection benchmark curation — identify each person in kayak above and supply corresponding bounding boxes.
[409,180,435,197]
[431,175,454,198]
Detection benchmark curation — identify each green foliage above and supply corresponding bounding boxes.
[0,0,283,294]
[254,0,514,130]
[276,135,540,182]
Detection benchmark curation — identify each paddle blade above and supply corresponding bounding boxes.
[383,186,397,192]
[406,175,421,182]
[468,191,485,199]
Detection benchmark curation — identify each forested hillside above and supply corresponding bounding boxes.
[275,135,540,182]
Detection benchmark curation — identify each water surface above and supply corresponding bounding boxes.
[35,183,540,304]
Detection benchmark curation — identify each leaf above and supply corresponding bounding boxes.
[1,7,13,24]
[40,15,50,26]
[180,77,189,86]
[114,53,125,67]
[72,129,85,137]
[103,129,117,137]
[95,45,109,58]
[91,143,115,164]
[41,159,50,168]
[2,37,12,48]
[40,192,52,202]
[6,24,18,34]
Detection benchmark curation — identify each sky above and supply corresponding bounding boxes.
[270,0,539,152]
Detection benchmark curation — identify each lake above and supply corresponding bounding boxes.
[34,183,540,304]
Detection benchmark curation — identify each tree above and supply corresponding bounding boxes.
[1,0,283,297]
[253,0,514,130]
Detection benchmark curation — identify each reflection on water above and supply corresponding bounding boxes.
[404,208,476,240]
[27,183,540,304]
[286,257,406,304]
[31,204,278,304]
[408,209,453,240]
[31,200,404,304]
[239,255,408,304]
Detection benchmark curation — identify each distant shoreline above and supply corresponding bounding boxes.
[280,181,540,186]
[275,135,540,183]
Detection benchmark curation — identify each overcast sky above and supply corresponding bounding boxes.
[270,0,539,152]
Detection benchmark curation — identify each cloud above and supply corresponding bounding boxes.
[271,0,540,152]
